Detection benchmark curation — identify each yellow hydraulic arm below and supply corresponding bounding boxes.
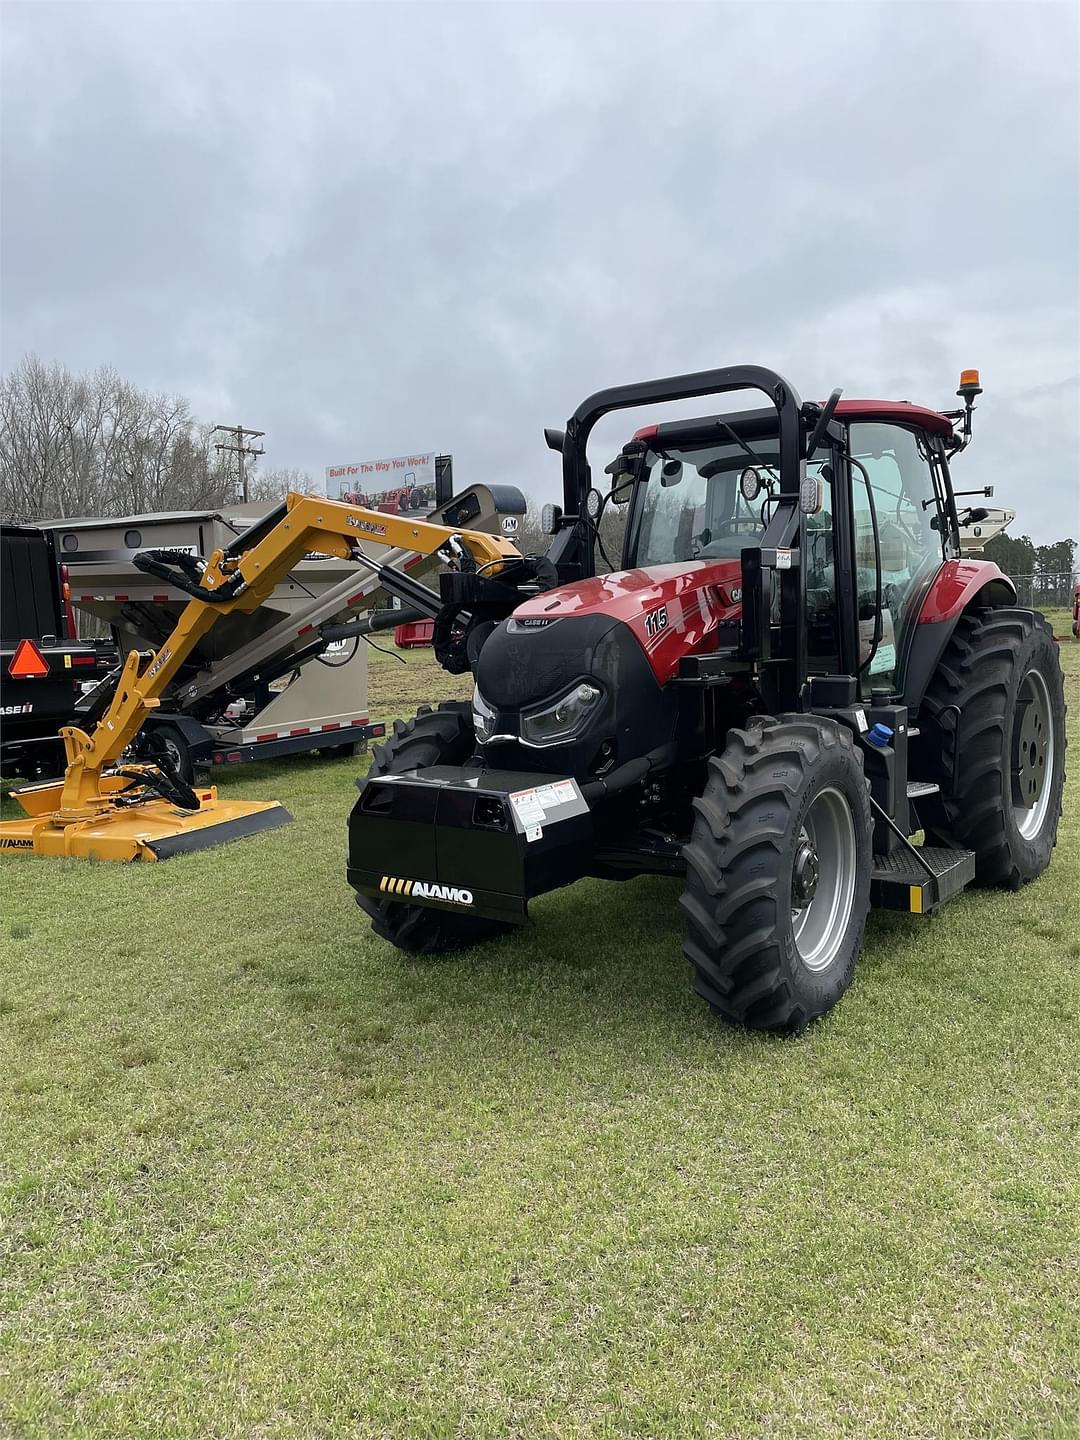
[0,492,522,861]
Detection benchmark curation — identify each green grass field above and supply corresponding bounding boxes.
[2,632,1078,1439]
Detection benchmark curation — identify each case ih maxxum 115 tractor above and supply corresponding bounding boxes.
[349,366,1065,1032]
[1,366,1065,1034]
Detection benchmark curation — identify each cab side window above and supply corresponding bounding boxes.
[849,423,945,692]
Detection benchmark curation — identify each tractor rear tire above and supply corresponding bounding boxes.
[919,608,1066,888]
[680,715,872,1035]
[355,702,512,954]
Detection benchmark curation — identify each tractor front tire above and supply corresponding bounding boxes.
[680,715,872,1035]
[355,702,512,954]
[919,608,1066,888]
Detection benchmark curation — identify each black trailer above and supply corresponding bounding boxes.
[1,525,117,779]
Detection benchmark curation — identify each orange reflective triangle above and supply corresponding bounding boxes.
[8,638,49,678]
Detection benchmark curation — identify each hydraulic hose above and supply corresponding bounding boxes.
[580,757,651,804]
[114,764,200,812]
[132,549,245,603]
[347,606,430,638]
[225,608,432,696]
[579,744,676,804]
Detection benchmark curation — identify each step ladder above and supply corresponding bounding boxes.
[906,780,939,800]
[870,845,974,915]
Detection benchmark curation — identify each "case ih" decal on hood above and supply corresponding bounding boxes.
[379,876,474,905]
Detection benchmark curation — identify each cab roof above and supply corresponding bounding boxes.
[634,399,955,444]
[832,400,954,437]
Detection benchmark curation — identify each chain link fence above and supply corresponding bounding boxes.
[1006,574,1078,609]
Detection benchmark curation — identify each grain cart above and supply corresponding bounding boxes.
[43,503,380,779]
[40,486,523,781]
[0,367,1065,1033]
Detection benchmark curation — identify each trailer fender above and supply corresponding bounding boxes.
[141,713,215,775]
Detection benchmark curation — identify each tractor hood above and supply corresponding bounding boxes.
[471,561,743,779]
[509,560,742,685]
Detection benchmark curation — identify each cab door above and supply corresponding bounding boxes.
[847,422,950,696]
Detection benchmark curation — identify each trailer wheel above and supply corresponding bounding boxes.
[147,722,195,784]
[919,608,1066,888]
[680,715,872,1035]
[327,738,367,760]
[355,702,511,953]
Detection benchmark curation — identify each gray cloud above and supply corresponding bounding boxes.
[3,0,1078,542]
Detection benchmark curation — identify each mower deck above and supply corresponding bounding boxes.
[0,785,291,861]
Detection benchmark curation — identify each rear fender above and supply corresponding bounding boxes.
[916,560,1015,626]
[903,560,1017,710]
[143,712,214,759]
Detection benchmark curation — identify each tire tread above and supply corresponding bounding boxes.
[679,714,871,1035]
[356,702,510,953]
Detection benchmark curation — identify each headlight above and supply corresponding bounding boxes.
[520,681,603,747]
[472,684,497,744]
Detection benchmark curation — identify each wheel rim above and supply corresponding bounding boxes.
[791,786,858,973]
[160,735,183,773]
[1012,668,1054,840]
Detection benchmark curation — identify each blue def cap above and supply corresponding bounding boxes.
[866,722,894,749]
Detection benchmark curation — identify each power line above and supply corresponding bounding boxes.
[212,424,265,503]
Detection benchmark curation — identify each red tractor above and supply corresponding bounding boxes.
[347,366,1066,1033]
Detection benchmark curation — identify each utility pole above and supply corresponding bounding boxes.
[212,424,265,503]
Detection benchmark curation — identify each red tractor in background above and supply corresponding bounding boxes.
[346,365,1066,1034]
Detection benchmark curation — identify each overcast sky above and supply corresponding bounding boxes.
[3,0,1078,543]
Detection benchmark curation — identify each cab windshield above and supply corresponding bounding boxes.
[631,436,779,567]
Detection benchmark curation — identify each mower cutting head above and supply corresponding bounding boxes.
[0,769,290,861]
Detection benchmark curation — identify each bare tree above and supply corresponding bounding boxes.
[0,355,236,522]
[248,465,320,503]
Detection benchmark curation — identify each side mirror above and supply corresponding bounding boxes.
[544,428,565,454]
[806,387,842,460]
[604,452,634,480]
[604,443,644,506]
[660,459,683,487]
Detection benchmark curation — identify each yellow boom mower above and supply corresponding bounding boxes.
[0,492,521,861]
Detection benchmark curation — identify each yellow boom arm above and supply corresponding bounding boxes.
[50,491,521,820]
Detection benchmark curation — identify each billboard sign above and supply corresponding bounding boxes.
[325,452,438,515]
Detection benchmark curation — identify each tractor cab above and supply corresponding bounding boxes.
[600,398,969,703]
